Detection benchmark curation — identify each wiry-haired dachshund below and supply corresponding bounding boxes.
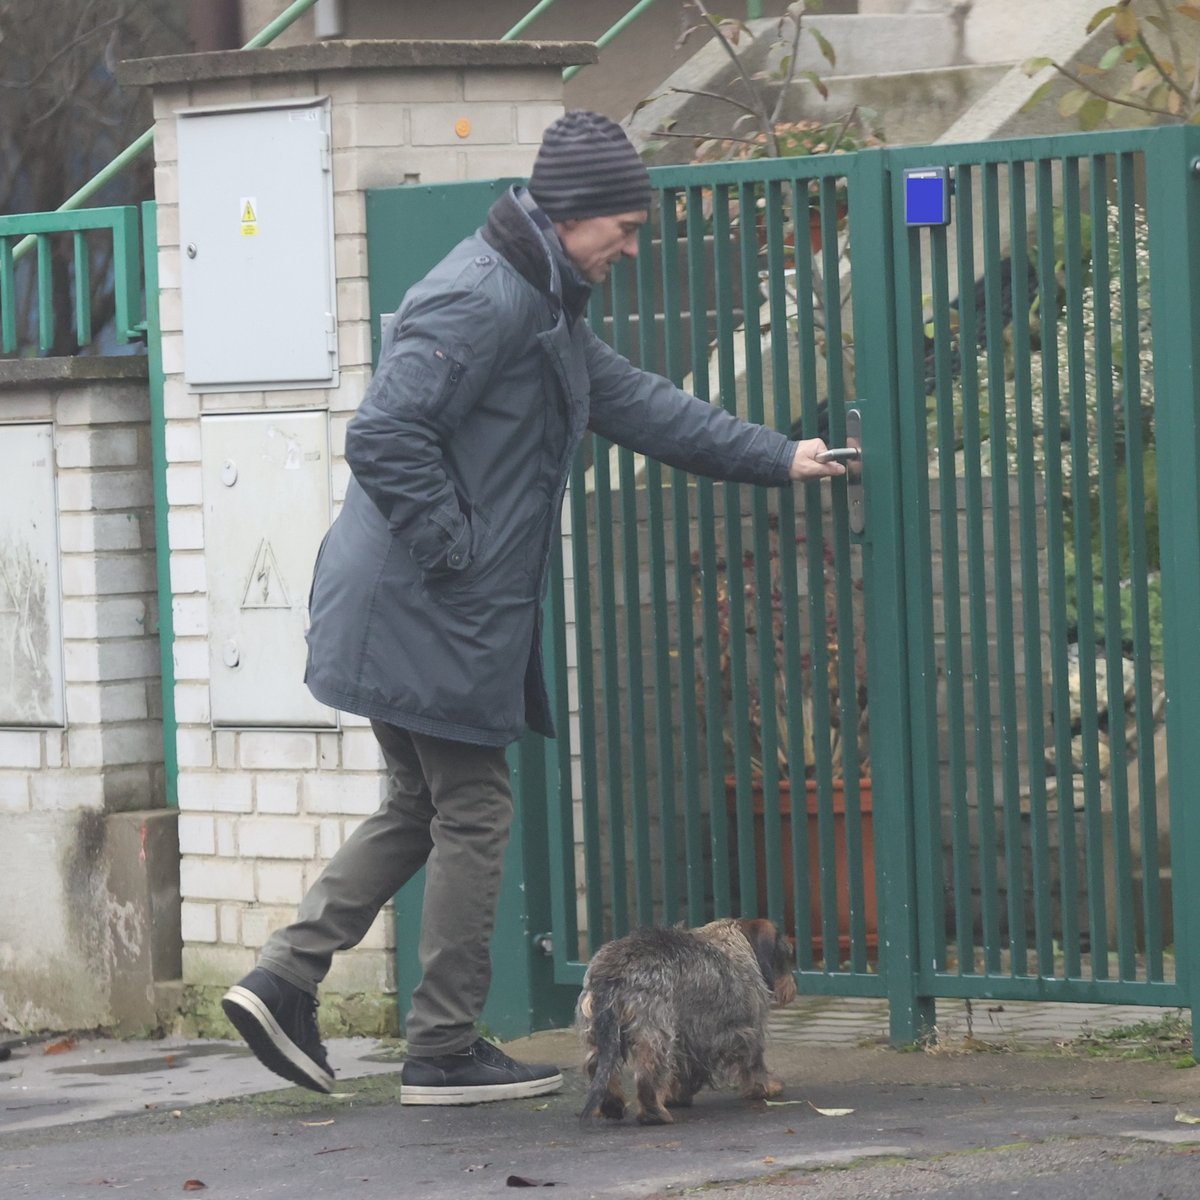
[576,918,797,1124]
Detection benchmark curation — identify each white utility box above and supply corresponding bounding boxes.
[201,411,335,728]
[0,424,64,726]
[177,99,338,391]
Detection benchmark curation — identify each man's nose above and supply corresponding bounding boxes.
[623,237,639,258]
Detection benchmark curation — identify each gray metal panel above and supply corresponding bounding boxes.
[201,411,335,728]
[178,99,337,389]
[0,424,64,726]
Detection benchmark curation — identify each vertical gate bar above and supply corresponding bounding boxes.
[1063,155,1106,980]
[36,233,54,352]
[638,213,679,925]
[1009,161,1056,975]
[865,149,935,1039]
[0,238,17,353]
[547,556,581,964]
[951,165,982,970]
[1036,158,1080,981]
[788,176,820,965]
[763,180,801,936]
[688,183,731,916]
[590,391,629,933]
[1089,153,1134,978]
[667,189,707,925]
[611,259,655,925]
[569,454,605,950]
[815,173,851,964]
[985,161,1028,976]
[972,164,1003,972]
[740,178,785,928]
[937,188,973,971]
[1145,123,1200,1027]
[1116,151,1163,979]
[72,231,91,347]
[713,185,759,911]
[764,177,801,938]
[113,206,141,341]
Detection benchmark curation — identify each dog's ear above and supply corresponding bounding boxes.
[735,918,789,989]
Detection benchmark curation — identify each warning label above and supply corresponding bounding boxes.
[240,196,258,237]
[240,539,290,609]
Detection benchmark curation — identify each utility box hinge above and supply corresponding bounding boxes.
[320,130,332,173]
[325,312,337,354]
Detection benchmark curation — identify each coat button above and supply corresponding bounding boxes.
[475,255,492,266]
[450,552,462,565]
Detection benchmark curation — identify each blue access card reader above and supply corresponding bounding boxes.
[904,167,952,227]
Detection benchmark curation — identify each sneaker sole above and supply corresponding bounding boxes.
[400,1073,563,1106]
[221,985,334,1095]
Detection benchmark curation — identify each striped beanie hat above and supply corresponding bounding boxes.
[529,110,652,221]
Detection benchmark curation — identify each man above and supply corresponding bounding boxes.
[222,110,844,1106]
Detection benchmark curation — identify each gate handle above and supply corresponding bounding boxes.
[816,407,864,535]
[815,446,861,463]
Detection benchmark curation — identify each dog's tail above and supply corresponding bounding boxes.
[579,999,622,1121]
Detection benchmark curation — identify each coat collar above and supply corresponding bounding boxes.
[482,186,592,324]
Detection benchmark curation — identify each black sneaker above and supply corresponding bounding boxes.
[221,967,335,1094]
[400,1037,562,1106]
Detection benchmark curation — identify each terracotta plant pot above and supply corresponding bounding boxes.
[729,777,877,958]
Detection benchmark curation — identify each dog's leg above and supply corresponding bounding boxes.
[632,1044,673,1125]
[735,1044,783,1101]
[579,1008,629,1121]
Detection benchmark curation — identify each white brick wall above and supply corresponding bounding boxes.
[0,373,163,814]
[143,57,566,1007]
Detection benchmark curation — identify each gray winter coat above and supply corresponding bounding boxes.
[304,187,797,746]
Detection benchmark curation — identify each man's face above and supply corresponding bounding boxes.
[556,210,649,284]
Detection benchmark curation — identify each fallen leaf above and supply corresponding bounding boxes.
[808,1102,855,1117]
[763,1156,776,1164]
[1175,1112,1200,1125]
[301,1119,335,1127]
[182,1182,206,1192]
[464,1164,490,1173]
[763,1099,806,1106]
[506,1175,559,1187]
[43,1038,77,1056]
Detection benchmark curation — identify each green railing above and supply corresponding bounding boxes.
[503,0,766,80]
[0,207,142,354]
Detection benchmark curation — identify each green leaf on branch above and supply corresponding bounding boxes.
[1079,96,1111,128]
[1059,88,1089,117]
[1022,55,1054,75]
[1099,44,1124,69]
[1087,5,1119,33]
[801,69,829,100]
[1021,80,1056,112]
[810,27,836,68]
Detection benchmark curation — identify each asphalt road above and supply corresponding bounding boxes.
[4,1031,1200,1199]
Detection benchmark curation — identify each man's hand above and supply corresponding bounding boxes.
[789,438,846,481]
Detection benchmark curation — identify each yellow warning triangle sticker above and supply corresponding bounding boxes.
[242,200,256,223]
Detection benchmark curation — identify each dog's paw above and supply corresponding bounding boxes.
[636,1108,674,1126]
[599,1096,627,1121]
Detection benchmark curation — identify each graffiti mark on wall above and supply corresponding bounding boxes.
[0,535,54,722]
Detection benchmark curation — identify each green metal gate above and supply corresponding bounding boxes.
[366,124,1200,1041]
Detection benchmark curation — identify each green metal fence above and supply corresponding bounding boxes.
[367,123,1200,1041]
[0,206,143,354]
